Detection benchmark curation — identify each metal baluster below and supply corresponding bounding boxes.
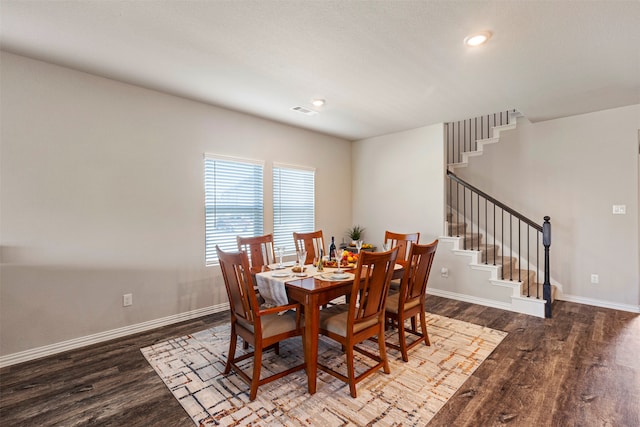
[474,117,477,150]
[527,226,530,297]
[477,192,480,250]
[493,202,496,265]
[518,219,521,282]
[456,181,460,237]
[537,232,540,298]
[464,118,467,155]
[485,197,488,263]
[501,209,504,280]
[463,187,467,249]
[470,189,473,249]
[509,214,513,280]
[457,121,461,163]
[448,177,452,235]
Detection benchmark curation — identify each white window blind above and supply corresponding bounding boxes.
[273,164,315,255]
[204,155,264,265]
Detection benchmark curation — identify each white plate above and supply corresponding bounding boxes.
[292,273,307,278]
[272,272,291,278]
[327,273,350,280]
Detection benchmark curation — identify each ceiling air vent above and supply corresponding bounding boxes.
[291,106,318,116]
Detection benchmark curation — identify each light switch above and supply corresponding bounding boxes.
[612,205,626,214]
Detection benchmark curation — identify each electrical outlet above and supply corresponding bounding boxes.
[123,293,133,306]
[613,205,626,214]
[440,267,449,278]
[590,274,599,284]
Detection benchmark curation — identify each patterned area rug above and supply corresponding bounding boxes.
[141,313,506,426]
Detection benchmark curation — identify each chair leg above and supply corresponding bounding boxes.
[225,326,238,374]
[249,345,263,401]
[346,344,357,398]
[420,310,431,346]
[274,342,280,355]
[398,314,409,362]
[243,339,249,350]
[378,325,390,374]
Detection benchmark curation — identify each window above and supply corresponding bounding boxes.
[204,155,264,265]
[273,163,315,254]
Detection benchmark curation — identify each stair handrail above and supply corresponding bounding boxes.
[447,170,542,232]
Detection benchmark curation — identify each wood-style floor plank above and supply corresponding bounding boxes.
[1,298,638,426]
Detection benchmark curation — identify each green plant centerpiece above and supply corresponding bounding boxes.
[346,225,365,246]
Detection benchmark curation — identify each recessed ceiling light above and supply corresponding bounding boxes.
[311,98,325,107]
[464,31,492,47]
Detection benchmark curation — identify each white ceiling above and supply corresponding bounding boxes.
[1,0,639,141]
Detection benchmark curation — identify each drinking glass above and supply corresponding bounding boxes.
[355,240,363,253]
[296,249,307,276]
[276,247,285,269]
[382,242,389,251]
[334,249,343,274]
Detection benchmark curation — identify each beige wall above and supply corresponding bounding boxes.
[2,50,637,361]
[0,52,352,357]
[456,106,640,309]
[352,125,445,247]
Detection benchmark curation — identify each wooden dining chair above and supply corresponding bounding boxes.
[293,230,325,264]
[384,230,420,291]
[385,240,438,362]
[384,230,420,266]
[237,233,276,269]
[216,246,305,401]
[318,247,399,398]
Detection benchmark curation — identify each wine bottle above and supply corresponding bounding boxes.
[329,236,337,260]
[317,248,324,271]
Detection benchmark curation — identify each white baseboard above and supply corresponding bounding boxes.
[557,294,640,313]
[0,303,230,369]
[427,287,546,318]
[428,287,640,317]
[427,288,513,313]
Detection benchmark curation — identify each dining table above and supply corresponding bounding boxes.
[254,261,404,395]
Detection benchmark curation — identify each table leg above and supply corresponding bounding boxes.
[304,295,320,394]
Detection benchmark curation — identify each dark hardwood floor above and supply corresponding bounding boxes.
[1,296,638,426]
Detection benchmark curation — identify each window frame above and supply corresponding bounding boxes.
[204,154,264,266]
[272,162,316,256]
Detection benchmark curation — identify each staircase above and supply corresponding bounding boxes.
[434,111,555,318]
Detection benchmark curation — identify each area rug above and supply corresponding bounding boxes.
[141,313,506,426]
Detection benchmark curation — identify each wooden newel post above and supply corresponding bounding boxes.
[542,216,552,318]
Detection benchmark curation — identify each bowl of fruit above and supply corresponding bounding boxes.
[360,243,375,252]
[338,250,358,268]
